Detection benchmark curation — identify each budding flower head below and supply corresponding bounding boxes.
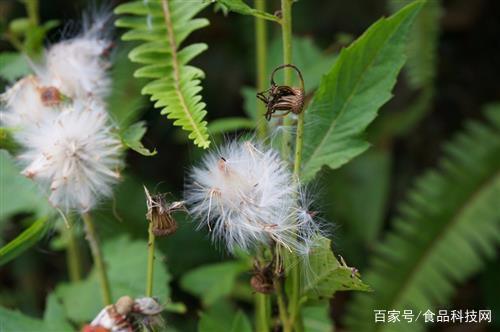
[185,140,298,253]
[144,186,184,237]
[19,101,122,212]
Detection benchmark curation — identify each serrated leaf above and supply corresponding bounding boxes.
[304,236,370,301]
[121,121,157,156]
[180,261,247,306]
[214,0,281,22]
[301,1,424,182]
[115,0,211,149]
[55,235,173,323]
[0,217,49,266]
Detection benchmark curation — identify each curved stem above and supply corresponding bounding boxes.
[146,221,156,297]
[82,213,111,305]
[255,0,269,140]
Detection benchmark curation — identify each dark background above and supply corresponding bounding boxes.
[1,0,499,331]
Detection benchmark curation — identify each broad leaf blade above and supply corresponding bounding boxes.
[301,1,424,182]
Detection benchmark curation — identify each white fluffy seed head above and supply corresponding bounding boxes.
[40,14,112,100]
[0,76,57,135]
[18,101,123,212]
[185,140,299,253]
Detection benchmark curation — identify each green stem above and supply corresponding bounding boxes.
[23,0,39,26]
[275,276,291,332]
[255,293,271,332]
[255,0,268,140]
[280,0,294,157]
[65,220,82,282]
[82,213,111,305]
[146,221,156,297]
[279,1,304,331]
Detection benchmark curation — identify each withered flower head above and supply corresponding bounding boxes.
[144,186,185,237]
[250,260,275,294]
[257,64,305,121]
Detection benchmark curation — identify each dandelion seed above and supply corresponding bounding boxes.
[185,140,298,252]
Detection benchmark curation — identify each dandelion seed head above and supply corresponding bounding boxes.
[185,140,298,252]
[19,101,122,212]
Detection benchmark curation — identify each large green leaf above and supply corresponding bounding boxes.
[115,0,211,149]
[180,261,248,306]
[301,1,424,182]
[55,235,172,323]
[345,105,500,332]
[0,52,31,81]
[198,300,236,332]
[303,236,370,301]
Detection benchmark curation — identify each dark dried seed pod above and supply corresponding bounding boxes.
[144,186,184,237]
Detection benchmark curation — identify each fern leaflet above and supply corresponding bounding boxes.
[345,105,500,332]
[115,0,211,148]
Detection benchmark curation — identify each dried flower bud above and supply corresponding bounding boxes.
[250,261,274,294]
[133,297,163,315]
[144,186,184,237]
[39,86,62,107]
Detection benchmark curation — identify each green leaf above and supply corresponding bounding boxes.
[115,0,211,149]
[0,294,72,332]
[208,117,255,135]
[0,127,21,152]
[303,236,371,301]
[302,303,334,332]
[0,217,49,266]
[345,105,500,332]
[0,52,31,81]
[55,235,173,323]
[198,300,236,332]
[180,261,248,306]
[230,311,252,332]
[107,47,146,128]
[0,150,52,220]
[214,0,281,22]
[121,121,157,156]
[301,1,424,182]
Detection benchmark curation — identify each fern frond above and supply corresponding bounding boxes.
[345,105,500,332]
[115,0,211,149]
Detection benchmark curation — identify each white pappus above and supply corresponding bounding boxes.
[185,140,318,253]
[39,12,113,99]
[18,101,122,212]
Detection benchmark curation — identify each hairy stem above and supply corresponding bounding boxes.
[279,1,304,331]
[82,213,111,305]
[255,0,269,140]
[146,221,156,297]
[65,219,82,282]
[280,0,294,158]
